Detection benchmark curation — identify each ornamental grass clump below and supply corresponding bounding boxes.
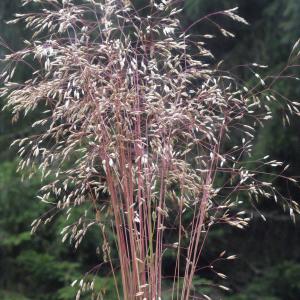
[1,0,300,299]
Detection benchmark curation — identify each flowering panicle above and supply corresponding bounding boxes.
[2,0,300,299]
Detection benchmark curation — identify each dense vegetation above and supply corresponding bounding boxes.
[1,0,300,299]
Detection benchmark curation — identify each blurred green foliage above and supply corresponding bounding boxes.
[1,0,300,299]
[226,262,300,300]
